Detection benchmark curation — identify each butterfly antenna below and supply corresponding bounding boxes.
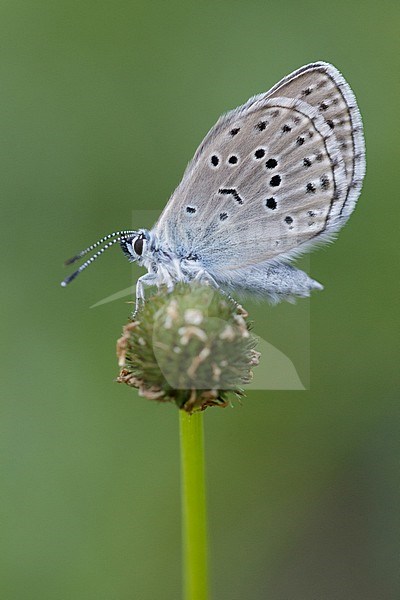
[61,236,132,287]
[64,230,137,266]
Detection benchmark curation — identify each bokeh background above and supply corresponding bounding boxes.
[2,1,399,599]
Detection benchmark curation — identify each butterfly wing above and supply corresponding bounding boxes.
[265,61,365,220]
[154,62,365,277]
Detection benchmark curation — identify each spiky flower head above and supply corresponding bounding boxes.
[116,283,259,412]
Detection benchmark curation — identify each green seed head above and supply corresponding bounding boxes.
[117,283,260,412]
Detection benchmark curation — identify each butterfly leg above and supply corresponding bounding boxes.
[192,268,239,308]
[133,273,158,317]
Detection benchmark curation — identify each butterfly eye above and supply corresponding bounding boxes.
[134,236,144,256]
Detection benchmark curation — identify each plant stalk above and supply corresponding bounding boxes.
[179,409,209,600]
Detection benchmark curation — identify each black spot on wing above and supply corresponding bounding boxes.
[266,158,278,169]
[265,197,277,210]
[320,175,330,190]
[270,175,281,187]
[218,188,243,205]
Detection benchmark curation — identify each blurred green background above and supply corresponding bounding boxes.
[1,1,399,598]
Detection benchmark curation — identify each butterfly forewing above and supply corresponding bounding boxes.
[154,63,365,272]
[265,62,365,219]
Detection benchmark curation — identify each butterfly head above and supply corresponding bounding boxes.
[61,228,150,287]
[120,229,150,263]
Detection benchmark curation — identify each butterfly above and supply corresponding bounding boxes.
[62,61,365,311]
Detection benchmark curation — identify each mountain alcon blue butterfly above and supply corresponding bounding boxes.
[62,61,365,311]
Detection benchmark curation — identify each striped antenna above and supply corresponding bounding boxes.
[61,235,133,287]
[64,230,137,266]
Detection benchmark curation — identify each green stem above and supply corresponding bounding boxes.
[179,409,209,600]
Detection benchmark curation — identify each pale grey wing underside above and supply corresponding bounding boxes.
[265,62,365,220]
[154,62,365,274]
